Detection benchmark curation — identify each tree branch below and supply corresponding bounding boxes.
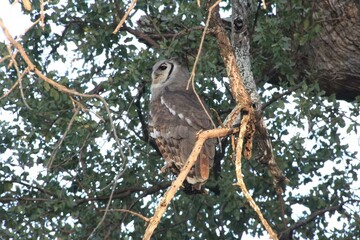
[113,0,137,34]
[234,114,278,239]
[279,201,354,240]
[100,209,150,223]
[77,181,172,205]
[262,82,303,110]
[0,17,126,171]
[143,128,238,240]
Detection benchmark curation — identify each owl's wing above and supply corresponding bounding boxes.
[149,90,216,189]
[161,90,214,131]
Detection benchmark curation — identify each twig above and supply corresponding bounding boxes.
[0,79,19,100]
[187,0,221,91]
[113,0,137,34]
[0,55,11,64]
[0,18,128,236]
[7,180,54,197]
[47,103,81,169]
[233,115,278,240]
[279,200,356,239]
[186,0,222,131]
[123,25,160,49]
[76,181,172,205]
[6,44,32,110]
[40,0,45,31]
[87,165,127,239]
[101,209,150,222]
[17,68,32,110]
[143,128,237,240]
[262,82,303,110]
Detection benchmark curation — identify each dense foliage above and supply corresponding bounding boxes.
[0,0,359,239]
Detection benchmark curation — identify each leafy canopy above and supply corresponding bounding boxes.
[0,0,359,239]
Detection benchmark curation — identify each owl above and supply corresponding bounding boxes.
[148,58,216,191]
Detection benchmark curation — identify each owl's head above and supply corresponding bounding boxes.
[151,58,190,94]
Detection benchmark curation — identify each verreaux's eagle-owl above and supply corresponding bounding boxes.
[148,58,216,190]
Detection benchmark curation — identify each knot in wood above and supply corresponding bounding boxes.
[233,17,243,31]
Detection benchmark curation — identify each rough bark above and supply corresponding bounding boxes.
[309,0,360,101]
[232,0,288,188]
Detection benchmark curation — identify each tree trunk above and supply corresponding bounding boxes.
[309,0,360,101]
[231,0,288,188]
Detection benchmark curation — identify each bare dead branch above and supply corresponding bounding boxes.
[0,55,11,64]
[186,0,222,131]
[113,0,137,34]
[187,0,222,90]
[233,114,278,240]
[22,0,32,11]
[40,0,45,31]
[262,0,267,10]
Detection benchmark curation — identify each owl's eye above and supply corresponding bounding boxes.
[159,64,167,70]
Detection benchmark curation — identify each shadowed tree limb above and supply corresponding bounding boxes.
[279,200,358,240]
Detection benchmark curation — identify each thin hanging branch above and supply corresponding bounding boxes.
[186,0,222,130]
[234,114,278,239]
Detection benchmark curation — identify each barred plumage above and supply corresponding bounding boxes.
[148,58,216,190]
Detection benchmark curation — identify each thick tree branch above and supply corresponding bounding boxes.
[209,1,255,161]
